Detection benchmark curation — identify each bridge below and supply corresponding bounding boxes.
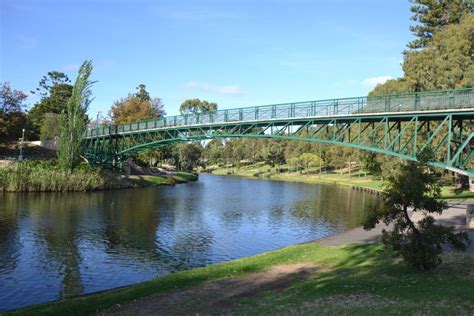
[84,88,474,177]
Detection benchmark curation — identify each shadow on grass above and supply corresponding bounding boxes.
[7,243,474,316]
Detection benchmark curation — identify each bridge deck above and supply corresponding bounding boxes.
[86,88,474,139]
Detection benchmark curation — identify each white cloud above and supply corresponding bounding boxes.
[362,76,393,87]
[183,81,243,95]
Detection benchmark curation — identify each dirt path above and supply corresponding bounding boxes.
[100,263,317,316]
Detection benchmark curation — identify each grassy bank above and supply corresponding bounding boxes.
[209,163,474,201]
[0,161,198,192]
[127,172,198,187]
[8,242,474,315]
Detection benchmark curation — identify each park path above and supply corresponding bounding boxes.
[317,201,474,251]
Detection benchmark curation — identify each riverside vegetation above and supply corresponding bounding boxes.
[0,161,198,192]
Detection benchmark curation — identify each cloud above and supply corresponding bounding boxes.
[362,76,393,87]
[63,64,80,72]
[183,81,243,95]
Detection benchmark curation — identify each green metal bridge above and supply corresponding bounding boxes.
[84,88,474,177]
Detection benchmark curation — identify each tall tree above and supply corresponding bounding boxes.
[364,151,470,270]
[179,99,217,114]
[408,0,472,49]
[404,14,474,90]
[109,84,165,124]
[135,84,151,102]
[58,60,94,172]
[28,72,73,138]
[31,71,70,97]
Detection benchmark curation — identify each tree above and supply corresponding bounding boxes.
[368,79,412,97]
[172,142,202,171]
[360,152,382,176]
[0,82,29,145]
[28,72,73,138]
[31,71,70,97]
[300,153,322,174]
[363,151,470,270]
[408,0,472,49]
[109,85,165,124]
[58,60,94,172]
[403,14,474,91]
[179,99,217,114]
[135,84,151,102]
[40,113,61,141]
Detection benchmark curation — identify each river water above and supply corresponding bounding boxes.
[0,174,378,311]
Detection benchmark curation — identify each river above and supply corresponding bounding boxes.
[0,174,379,311]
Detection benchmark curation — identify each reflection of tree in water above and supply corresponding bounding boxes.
[99,188,214,272]
[0,195,22,274]
[25,192,98,299]
[289,185,380,230]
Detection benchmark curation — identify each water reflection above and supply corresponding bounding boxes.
[0,174,378,311]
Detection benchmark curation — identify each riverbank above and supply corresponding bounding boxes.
[0,161,198,192]
[8,241,474,315]
[208,163,474,201]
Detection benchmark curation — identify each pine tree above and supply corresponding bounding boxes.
[408,0,472,49]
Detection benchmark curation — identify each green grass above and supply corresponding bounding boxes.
[0,161,124,192]
[210,163,474,200]
[127,172,198,187]
[7,243,474,315]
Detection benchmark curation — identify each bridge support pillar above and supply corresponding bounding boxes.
[470,177,474,193]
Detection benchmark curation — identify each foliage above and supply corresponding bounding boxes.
[58,60,94,172]
[368,79,412,97]
[0,161,119,192]
[109,84,165,124]
[28,72,73,137]
[360,152,382,176]
[369,2,473,95]
[403,14,474,90]
[408,0,472,49]
[31,71,71,97]
[179,98,217,114]
[172,142,203,171]
[363,151,470,270]
[39,113,61,141]
[0,82,27,113]
[0,82,29,145]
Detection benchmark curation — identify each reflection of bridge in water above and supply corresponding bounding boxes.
[85,88,474,177]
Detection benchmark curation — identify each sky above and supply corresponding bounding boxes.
[1,0,413,118]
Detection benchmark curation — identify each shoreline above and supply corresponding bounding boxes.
[203,168,474,201]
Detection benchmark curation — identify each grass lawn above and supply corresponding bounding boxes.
[210,163,474,201]
[8,243,474,315]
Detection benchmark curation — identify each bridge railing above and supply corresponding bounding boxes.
[86,88,474,138]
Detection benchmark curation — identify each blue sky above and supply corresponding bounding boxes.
[1,0,412,117]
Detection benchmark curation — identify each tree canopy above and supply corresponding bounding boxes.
[408,0,473,49]
[109,84,165,124]
[28,71,73,138]
[0,82,29,145]
[179,99,217,115]
[404,14,474,90]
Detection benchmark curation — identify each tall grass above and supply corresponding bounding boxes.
[0,161,123,192]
